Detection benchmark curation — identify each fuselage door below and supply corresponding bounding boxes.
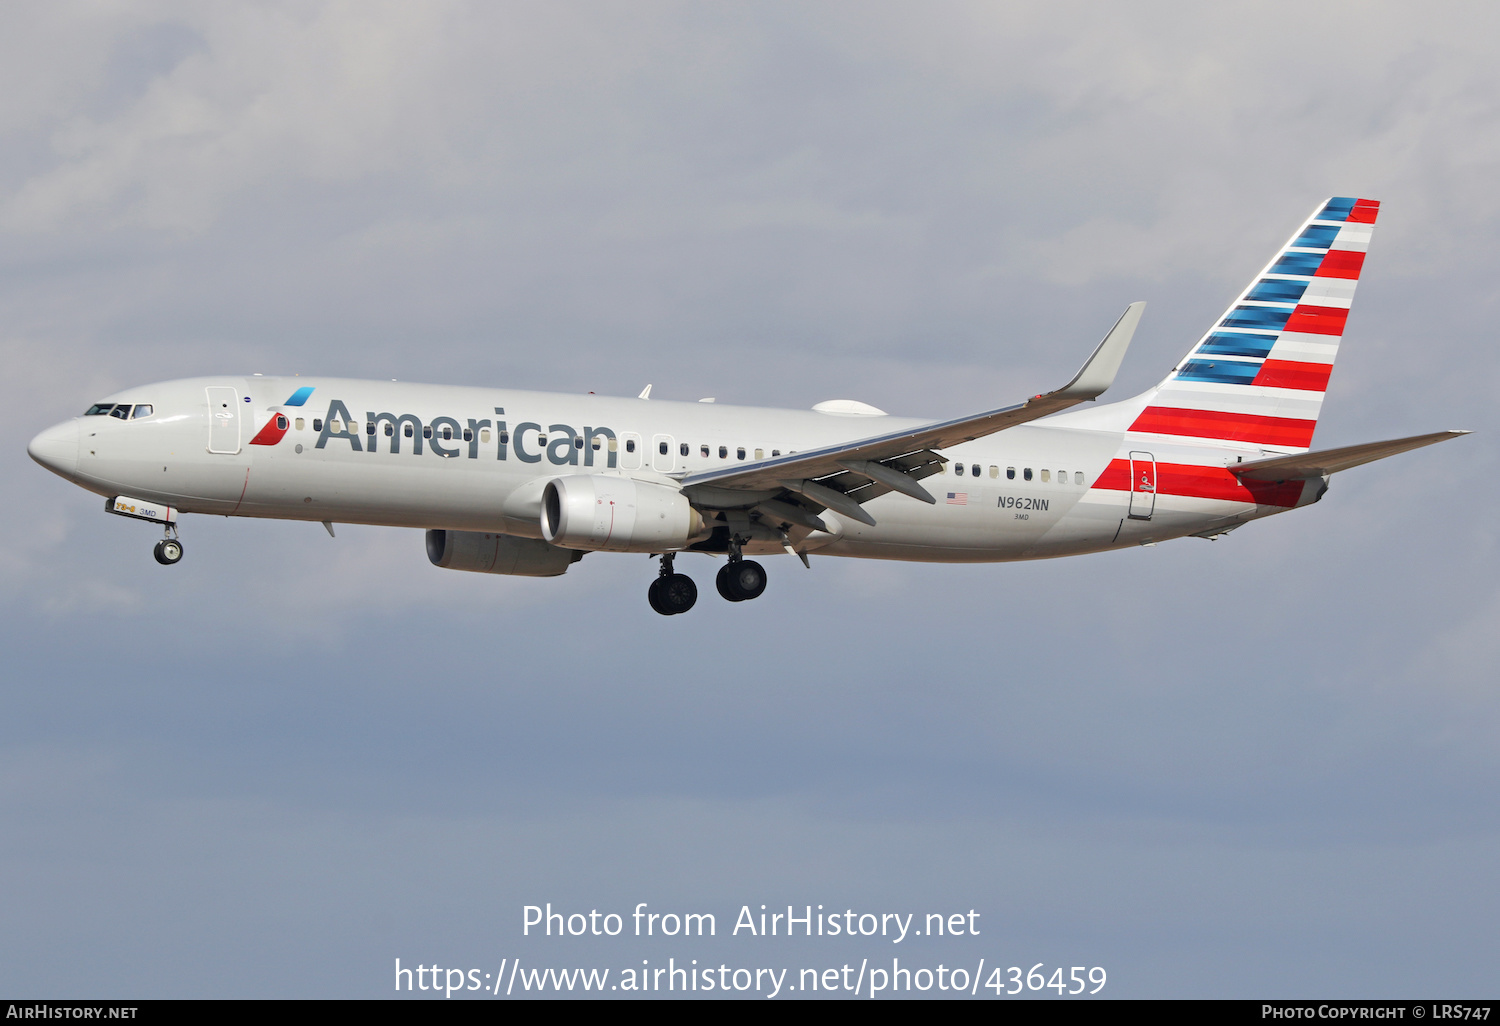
[651,433,676,472]
[206,387,242,454]
[1128,450,1156,520]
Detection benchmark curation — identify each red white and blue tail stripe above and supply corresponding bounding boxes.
[1127,197,1378,451]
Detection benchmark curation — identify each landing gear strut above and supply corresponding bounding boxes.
[715,536,767,602]
[153,525,183,566]
[647,552,697,615]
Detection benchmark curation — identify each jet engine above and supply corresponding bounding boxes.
[426,530,583,577]
[541,475,705,552]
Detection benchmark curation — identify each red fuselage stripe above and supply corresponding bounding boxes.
[1095,459,1305,507]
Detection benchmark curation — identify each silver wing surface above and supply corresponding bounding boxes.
[680,302,1145,527]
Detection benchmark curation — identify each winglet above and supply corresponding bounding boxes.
[1053,301,1145,400]
[638,384,652,400]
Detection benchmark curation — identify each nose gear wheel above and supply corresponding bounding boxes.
[153,538,183,565]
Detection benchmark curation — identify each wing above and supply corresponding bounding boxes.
[1229,429,1470,482]
[680,302,1145,527]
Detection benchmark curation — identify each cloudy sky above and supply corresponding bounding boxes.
[3,1,1497,998]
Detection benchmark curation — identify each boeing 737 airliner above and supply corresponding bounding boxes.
[28,198,1466,614]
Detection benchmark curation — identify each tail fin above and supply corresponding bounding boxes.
[1124,197,1379,452]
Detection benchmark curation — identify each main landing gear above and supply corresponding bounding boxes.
[648,552,698,616]
[716,535,766,603]
[153,525,183,565]
[648,541,769,616]
[716,557,766,602]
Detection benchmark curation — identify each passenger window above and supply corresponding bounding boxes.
[737,447,746,460]
[313,418,323,432]
[625,439,636,453]
[1006,467,1015,480]
[955,463,964,476]
[463,429,473,442]
[499,430,509,444]
[404,424,413,437]
[719,446,728,459]
[480,429,491,443]
[658,441,668,455]
[755,448,764,459]
[592,437,601,450]
[701,445,710,457]
[1023,468,1033,481]
[574,437,583,449]
[277,415,289,431]
[131,405,153,419]
[423,426,433,439]
[295,418,305,431]
[1075,471,1084,485]
[772,449,780,457]
[1041,469,1050,482]
[971,464,980,477]
[608,437,618,452]
[989,466,998,478]
[366,422,375,435]
[680,442,689,456]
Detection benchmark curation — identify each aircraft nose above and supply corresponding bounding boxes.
[28,419,79,478]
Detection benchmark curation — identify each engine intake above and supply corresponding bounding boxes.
[426,530,583,577]
[542,475,704,552]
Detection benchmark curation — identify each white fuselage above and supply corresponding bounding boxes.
[30,375,1319,563]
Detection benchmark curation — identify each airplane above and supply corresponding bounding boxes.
[28,197,1468,615]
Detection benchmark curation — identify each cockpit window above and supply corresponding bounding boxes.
[84,403,155,418]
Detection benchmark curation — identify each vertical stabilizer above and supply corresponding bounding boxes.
[1123,197,1378,451]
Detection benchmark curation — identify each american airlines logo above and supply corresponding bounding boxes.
[313,398,620,467]
[249,386,316,446]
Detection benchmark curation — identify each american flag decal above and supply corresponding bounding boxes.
[946,492,968,505]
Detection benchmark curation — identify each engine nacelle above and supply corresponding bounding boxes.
[541,475,704,552]
[426,530,583,577]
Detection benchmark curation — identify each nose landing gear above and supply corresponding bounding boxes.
[647,552,697,615]
[152,524,183,565]
[153,534,183,565]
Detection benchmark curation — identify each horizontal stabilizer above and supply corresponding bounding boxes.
[1229,430,1469,482]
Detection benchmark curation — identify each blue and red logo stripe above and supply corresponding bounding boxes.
[249,387,314,446]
